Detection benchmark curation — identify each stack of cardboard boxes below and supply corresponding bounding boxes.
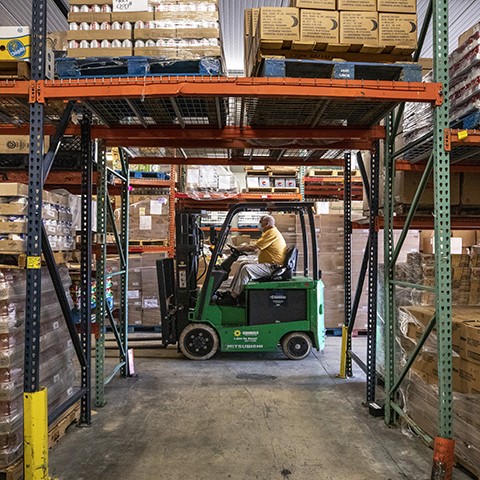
[397,305,480,472]
[244,1,417,74]
[67,0,221,59]
[0,183,75,254]
[0,267,77,469]
[127,253,167,327]
[115,195,170,243]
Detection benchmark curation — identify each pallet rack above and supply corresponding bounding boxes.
[3,0,462,477]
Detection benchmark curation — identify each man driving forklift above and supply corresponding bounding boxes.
[217,215,287,306]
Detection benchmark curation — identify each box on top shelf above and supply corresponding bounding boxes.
[257,7,300,42]
[67,12,112,23]
[337,0,377,11]
[379,13,418,49]
[377,0,417,13]
[69,0,113,4]
[300,9,339,45]
[339,11,379,45]
[458,21,480,47]
[0,26,30,61]
[251,8,260,37]
[290,0,336,10]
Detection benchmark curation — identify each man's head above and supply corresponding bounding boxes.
[259,215,275,232]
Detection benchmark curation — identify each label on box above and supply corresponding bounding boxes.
[139,215,152,230]
[379,13,418,48]
[139,207,146,216]
[128,290,140,299]
[143,298,159,309]
[113,0,147,12]
[150,200,162,215]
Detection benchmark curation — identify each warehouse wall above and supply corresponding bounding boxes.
[0,0,67,32]
[417,0,479,57]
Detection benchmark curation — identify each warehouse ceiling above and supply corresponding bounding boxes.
[0,0,478,74]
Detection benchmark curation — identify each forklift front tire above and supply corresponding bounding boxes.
[281,332,312,360]
[179,324,219,360]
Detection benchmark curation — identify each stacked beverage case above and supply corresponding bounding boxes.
[67,0,221,59]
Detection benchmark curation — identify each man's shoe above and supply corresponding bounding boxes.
[216,293,238,306]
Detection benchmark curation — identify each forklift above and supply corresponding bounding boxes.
[156,202,324,360]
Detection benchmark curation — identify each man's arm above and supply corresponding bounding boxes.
[236,244,258,253]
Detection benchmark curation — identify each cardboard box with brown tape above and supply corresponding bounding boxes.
[291,0,336,10]
[379,13,418,49]
[300,9,339,45]
[337,0,377,11]
[377,0,417,13]
[339,11,379,45]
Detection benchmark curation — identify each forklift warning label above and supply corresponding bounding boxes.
[229,330,261,348]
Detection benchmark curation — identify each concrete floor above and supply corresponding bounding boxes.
[50,337,473,480]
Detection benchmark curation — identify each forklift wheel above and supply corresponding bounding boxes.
[179,324,219,360]
[281,332,312,360]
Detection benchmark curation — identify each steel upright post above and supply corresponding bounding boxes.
[343,152,353,378]
[95,142,108,407]
[119,149,130,377]
[24,0,50,477]
[80,114,93,424]
[366,144,379,403]
[384,113,396,426]
[431,0,454,476]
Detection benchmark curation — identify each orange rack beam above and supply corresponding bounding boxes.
[38,77,443,104]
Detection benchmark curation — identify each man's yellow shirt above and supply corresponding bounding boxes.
[255,226,287,265]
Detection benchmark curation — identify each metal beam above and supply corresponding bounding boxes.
[126,99,148,129]
[41,77,443,104]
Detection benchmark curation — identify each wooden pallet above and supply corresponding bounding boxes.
[245,187,274,193]
[0,402,80,480]
[0,61,30,80]
[49,402,81,448]
[249,42,415,74]
[129,239,168,246]
[308,169,344,177]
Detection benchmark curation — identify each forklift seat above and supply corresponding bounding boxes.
[257,246,298,282]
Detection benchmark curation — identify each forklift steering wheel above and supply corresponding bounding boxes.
[226,244,245,256]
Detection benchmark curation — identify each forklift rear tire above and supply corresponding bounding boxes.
[179,324,219,360]
[281,332,312,360]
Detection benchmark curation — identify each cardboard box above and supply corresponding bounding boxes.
[421,230,476,254]
[0,221,27,234]
[377,0,417,13]
[111,11,153,22]
[396,171,461,206]
[251,8,260,37]
[0,183,28,197]
[461,173,480,206]
[246,176,259,188]
[274,178,286,188]
[245,9,252,36]
[258,176,271,188]
[67,48,133,58]
[0,135,49,154]
[458,21,480,47]
[258,8,300,41]
[0,239,25,253]
[0,26,30,61]
[340,11,378,45]
[379,13,418,48]
[67,12,111,23]
[460,321,480,366]
[134,47,178,57]
[154,10,219,22]
[67,30,132,41]
[337,0,377,11]
[300,9,339,44]
[291,0,336,9]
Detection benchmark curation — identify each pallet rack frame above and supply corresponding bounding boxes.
[11,0,463,477]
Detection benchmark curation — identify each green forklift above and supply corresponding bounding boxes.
[156,202,324,360]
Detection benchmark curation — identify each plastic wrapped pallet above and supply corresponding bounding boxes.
[0,184,76,253]
[0,267,78,468]
[186,166,240,201]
